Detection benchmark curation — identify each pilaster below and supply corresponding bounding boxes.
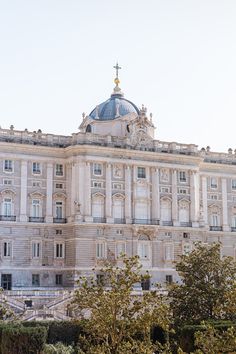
[190,171,199,227]
[106,163,113,223]
[172,169,179,226]
[84,162,93,222]
[222,178,229,231]
[125,165,132,223]
[202,176,208,225]
[46,163,53,223]
[151,168,160,221]
[20,160,28,222]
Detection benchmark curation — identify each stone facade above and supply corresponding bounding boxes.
[1,84,236,292]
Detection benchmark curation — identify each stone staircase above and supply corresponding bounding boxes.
[0,289,74,320]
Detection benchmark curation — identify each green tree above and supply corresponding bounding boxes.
[169,243,236,326]
[193,323,236,354]
[71,255,170,354]
[0,288,15,320]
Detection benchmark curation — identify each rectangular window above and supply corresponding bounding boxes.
[179,171,186,182]
[183,232,190,239]
[32,181,41,188]
[210,177,217,189]
[232,180,236,190]
[55,183,63,189]
[55,243,64,258]
[116,229,123,235]
[96,243,105,259]
[56,164,63,176]
[55,274,63,285]
[210,194,218,200]
[3,179,12,185]
[4,160,13,172]
[32,274,40,286]
[166,275,173,284]
[93,163,102,176]
[165,244,173,261]
[3,242,11,257]
[32,242,40,258]
[56,229,62,235]
[113,183,123,190]
[93,181,103,188]
[212,214,219,226]
[32,199,40,218]
[116,242,125,257]
[232,217,236,228]
[138,243,149,259]
[161,187,170,193]
[3,198,12,216]
[137,167,146,179]
[56,201,63,219]
[32,162,41,174]
[179,188,187,194]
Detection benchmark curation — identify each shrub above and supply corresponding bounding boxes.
[1,325,47,354]
[43,342,74,354]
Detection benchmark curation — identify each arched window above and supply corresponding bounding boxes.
[0,189,16,220]
[86,124,92,133]
[179,199,190,225]
[112,194,125,222]
[53,193,67,223]
[29,192,45,222]
[92,193,105,221]
[160,198,172,222]
[208,204,221,230]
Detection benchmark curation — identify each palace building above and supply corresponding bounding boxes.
[1,64,236,298]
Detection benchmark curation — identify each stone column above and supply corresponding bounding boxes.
[84,162,92,222]
[172,169,179,226]
[106,163,113,223]
[202,176,208,225]
[151,168,160,222]
[222,178,229,231]
[190,171,199,227]
[78,161,84,216]
[20,160,28,222]
[46,163,53,223]
[70,162,77,221]
[125,165,132,223]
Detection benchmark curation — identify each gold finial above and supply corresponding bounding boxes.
[113,62,121,86]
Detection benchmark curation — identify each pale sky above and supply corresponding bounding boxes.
[0,0,236,152]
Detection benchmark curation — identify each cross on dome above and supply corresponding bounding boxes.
[113,62,121,87]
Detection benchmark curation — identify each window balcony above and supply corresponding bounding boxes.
[114,218,126,224]
[53,218,67,224]
[162,221,173,226]
[29,217,44,223]
[0,215,16,221]
[132,219,160,225]
[180,222,192,227]
[231,227,236,232]
[209,226,223,231]
[93,217,106,223]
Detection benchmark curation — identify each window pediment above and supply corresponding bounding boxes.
[0,188,16,196]
[29,191,45,199]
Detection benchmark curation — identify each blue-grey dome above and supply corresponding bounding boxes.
[89,93,139,121]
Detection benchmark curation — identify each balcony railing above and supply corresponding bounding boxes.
[209,226,223,231]
[53,218,67,224]
[93,217,106,223]
[162,221,173,226]
[29,217,44,223]
[231,227,236,232]
[132,219,160,225]
[180,222,192,227]
[0,215,16,221]
[114,218,126,224]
